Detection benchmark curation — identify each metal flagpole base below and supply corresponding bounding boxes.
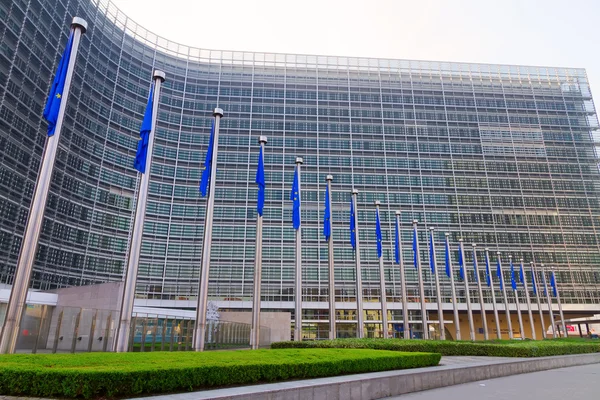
[430,227,444,340]
[473,244,488,340]
[447,234,461,341]
[326,175,336,340]
[521,259,536,340]
[353,190,364,339]
[398,212,410,340]
[193,108,224,351]
[413,221,428,340]
[460,239,475,341]
[0,17,88,354]
[293,157,303,342]
[486,248,501,340]
[250,136,267,350]
[115,70,166,353]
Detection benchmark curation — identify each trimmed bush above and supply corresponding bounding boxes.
[271,338,600,358]
[0,348,440,399]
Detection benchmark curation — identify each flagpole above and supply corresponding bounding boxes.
[0,17,88,355]
[510,256,525,340]
[497,252,514,339]
[472,244,489,340]
[552,266,567,336]
[459,239,475,341]
[293,158,304,341]
[445,234,461,341]
[375,202,389,339]
[397,212,410,339]
[353,190,365,338]
[521,259,537,340]
[540,264,557,338]
[413,221,428,340]
[531,262,547,339]
[514,286,525,339]
[193,108,224,351]
[114,70,165,353]
[485,248,502,339]
[326,175,336,340]
[250,136,267,350]
[430,228,445,340]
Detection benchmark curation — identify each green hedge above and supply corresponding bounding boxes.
[271,338,600,358]
[0,348,440,399]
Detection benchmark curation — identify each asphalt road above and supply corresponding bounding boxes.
[385,363,600,399]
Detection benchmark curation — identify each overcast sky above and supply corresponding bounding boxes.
[113,0,600,94]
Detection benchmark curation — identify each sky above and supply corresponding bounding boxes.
[112,0,600,93]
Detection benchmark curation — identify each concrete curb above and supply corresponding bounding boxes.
[140,353,600,400]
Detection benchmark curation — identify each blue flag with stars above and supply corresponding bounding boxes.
[550,271,558,297]
[291,166,300,230]
[519,262,525,288]
[444,238,451,278]
[531,265,537,295]
[412,225,418,269]
[394,218,400,264]
[323,184,331,241]
[133,84,154,173]
[497,259,504,291]
[542,271,548,296]
[484,252,492,287]
[199,120,215,196]
[429,230,435,274]
[43,32,74,137]
[510,259,517,290]
[375,208,383,258]
[255,146,265,216]
[458,243,465,280]
[472,249,479,283]
[349,197,356,249]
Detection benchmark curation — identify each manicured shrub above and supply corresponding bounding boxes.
[0,348,440,399]
[271,338,600,358]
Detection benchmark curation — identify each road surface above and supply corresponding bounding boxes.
[385,363,600,399]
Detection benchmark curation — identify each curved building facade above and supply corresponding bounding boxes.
[1,0,599,338]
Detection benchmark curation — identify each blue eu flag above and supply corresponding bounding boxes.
[531,265,537,295]
[350,197,356,249]
[485,252,492,287]
[444,239,451,278]
[519,263,525,287]
[428,231,435,274]
[550,271,558,297]
[43,32,74,137]
[375,208,383,258]
[472,249,478,283]
[255,146,265,216]
[412,226,418,269]
[542,272,548,296]
[458,243,465,280]
[291,167,300,230]
[394,218,400,264]
[497,259,504,291]
[323,184,331,240]
[199,121,215,196]
[510,259,517,291]
[133,84,154,173]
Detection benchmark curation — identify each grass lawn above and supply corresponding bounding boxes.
[0,348,441,399]
[272,337,600,358]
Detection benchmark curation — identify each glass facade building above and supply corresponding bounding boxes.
[1,0,599,338]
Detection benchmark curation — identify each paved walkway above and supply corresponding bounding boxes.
[385,363,600,399]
